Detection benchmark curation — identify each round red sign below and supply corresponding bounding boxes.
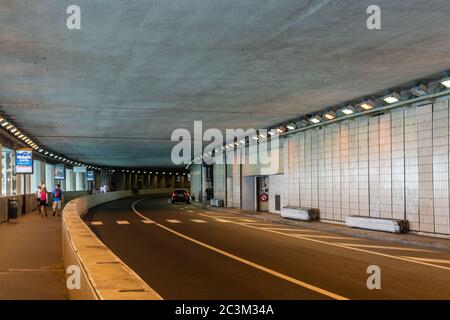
[260,193,268,202]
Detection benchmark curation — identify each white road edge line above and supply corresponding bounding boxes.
[131,199,347,300]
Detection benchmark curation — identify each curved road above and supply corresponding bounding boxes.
[84,196,450,300]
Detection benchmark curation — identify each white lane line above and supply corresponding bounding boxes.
[166,219,182,224]
[187,210,195,213]
[263,227,319,232]
[199,213,450,271]
[335,243,432,252]
[215,219,232,223]
[131,199,151,220]
[91,221,104,226]
[240,219,256,222]
[293,235,354,240]
[401,256,450,264]
[191,219,207,223]
[142,219,155,224]
[116,220,130,225]
[131,200,347,300]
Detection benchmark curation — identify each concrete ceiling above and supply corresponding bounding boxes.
[1,0,450,168]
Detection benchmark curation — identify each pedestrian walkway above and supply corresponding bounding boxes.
[0,211,68,299]
[191,202,450,252]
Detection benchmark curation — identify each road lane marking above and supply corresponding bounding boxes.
[116,220,130,225]
[191,219,207,223]
[215,218,231,223]
[335,243,432,252]
[401,256,450,264]
[240,219,257,222]
[292,235,354,240]
[155,222,347,300]
[187,210,195,213]
[198,213,450,271]
[166,219,182,224]
[142,219,155,224]
[131,199,151,220]
[131,199,347,300]
[91,221,103,226]
[263,227,319,232]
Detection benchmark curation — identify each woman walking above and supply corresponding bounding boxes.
[39,185,48,217]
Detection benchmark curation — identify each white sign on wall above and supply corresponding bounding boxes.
[73,166,87,173]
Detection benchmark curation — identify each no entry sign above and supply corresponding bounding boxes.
[260,193,268,202]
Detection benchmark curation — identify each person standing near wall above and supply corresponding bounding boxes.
[52,184,64,217]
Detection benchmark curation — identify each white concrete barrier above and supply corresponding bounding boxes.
[281,207,318,221]
[62,191,162,300]
[210,199,224,207]
[345,216,409,233]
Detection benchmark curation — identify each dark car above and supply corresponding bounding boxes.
[170,189,191,204]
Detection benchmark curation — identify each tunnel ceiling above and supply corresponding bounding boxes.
[1,0,450,168]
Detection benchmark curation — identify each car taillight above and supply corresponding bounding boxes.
[184,192,189,196]
[171,192,176,197]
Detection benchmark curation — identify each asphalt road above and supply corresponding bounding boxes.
[84,197,450,300]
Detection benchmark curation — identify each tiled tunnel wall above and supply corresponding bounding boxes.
[190,97,450,237]
[282,99,450,236]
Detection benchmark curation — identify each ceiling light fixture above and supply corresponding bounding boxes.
[383,92,401,104]
[323,111,336,120]
[410,84,429,97]
[440,77,450,88]
[286,123,296,130]
[340,105,355,115]
[309,115,321,124]
[276,126,286,133]
[359,100,376,111]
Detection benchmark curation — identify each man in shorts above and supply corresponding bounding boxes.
[52,184,64,217]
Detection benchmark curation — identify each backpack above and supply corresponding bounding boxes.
[54,188,61,198]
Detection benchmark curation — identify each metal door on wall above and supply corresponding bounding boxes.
[256,176,269,212]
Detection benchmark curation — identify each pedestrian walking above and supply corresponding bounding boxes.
[52,184,64,217]
[35,185,41,213]
[39,185,48,217]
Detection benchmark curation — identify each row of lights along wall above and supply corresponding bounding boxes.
[189,73,450,166]
[0,115,101,171]
[0,117,189,176]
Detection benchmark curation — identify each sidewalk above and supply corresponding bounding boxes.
[0,211,68,300]
[193,202,450,252]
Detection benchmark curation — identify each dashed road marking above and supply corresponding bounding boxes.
[240,219,256,222]
[91,221,103,226]
[191,219,207,223]
[116,220,130,225]
[166,219,182,224]
[187,210,195,213]
[142,219,155,224]
[215,218,231,223]
[131,199,348,300]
